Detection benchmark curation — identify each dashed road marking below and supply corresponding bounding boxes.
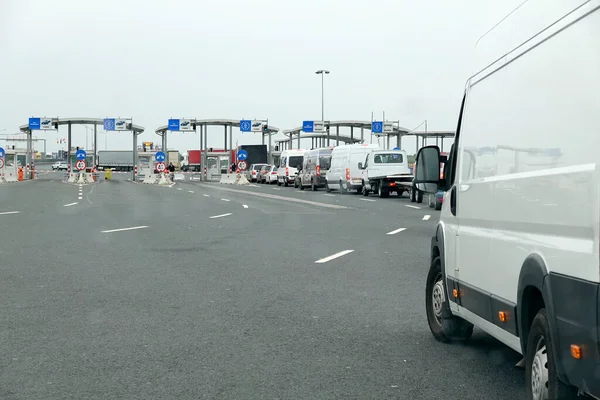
[188,190,195,193]
[102,225,149,233]
[221,198,230,202]
[386,227,407,235]
[242,205,249,209]
[315,250,355,264]
[359,198,376,202]
[0,211,20,215]
[63,202,78,207]
[203,194,210,197]
[423,215,431,221]
[209,213,232,219]
[405,205,420,209]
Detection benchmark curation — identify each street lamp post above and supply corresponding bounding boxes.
[315,70,330,121]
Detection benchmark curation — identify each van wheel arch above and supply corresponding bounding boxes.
[517,254,568,384]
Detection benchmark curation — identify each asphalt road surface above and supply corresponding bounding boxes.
[0,172,524,400]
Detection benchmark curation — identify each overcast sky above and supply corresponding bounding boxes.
[1,0,523,154]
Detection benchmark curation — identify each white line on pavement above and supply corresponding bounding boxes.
[203,194,210,197]
[386,227,407,235]
[272,188,281,190]
[315,250,355,264]
[209,213,232,219]
[359,198,376,202]
[242,205,249,209]
[63,202,78,207]
[221,198,230,202]
[177,188,182,191]
[101,225,149,233]
[0,211,20,215]
[405,205,421,209]
[324,194,336,197]
[78,196,83,200]
[423,215,431,221]
[188,190,195,193]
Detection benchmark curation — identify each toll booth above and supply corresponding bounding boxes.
[2,148,28,181]
[137,151,156,179]
[205,151,234,181]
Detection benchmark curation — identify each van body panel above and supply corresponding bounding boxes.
[327,144,379,191]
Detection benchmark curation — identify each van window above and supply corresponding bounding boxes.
[288,156,303,168]
[280,157,286,168]
[374,153,403,163]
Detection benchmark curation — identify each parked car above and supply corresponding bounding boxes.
[248,163,267,182]
[257,165,270,183]
[298,147,333,191]
[264,165,278,184]
[415,2,600,398]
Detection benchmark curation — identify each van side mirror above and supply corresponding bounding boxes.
[358,162,363,170]
[414,145,441,193]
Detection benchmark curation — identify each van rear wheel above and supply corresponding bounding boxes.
[326,182,331,192]
[339,180,347,194]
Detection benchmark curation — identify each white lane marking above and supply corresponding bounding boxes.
[101,225,149,233]
[359,198,376,202]
[63,202,78,207]
[423,215,431,221]
[315,250,355,264]
[169,183,175,187]
[188,190,195,193]
[242,204,249,209]
[203,194,210,197]
[0,211,20,215]
[78,196,83,200]
[324,194,336,197]
[221,198,230,202]
[272,188,281,190]
[405,205,421,209]
[249,184,259,187]
[209,213,232,219]
[177,188,182,191]
[386,227,407,235]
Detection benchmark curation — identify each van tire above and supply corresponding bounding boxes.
[416,189,424,203]
[525,309,578,400]
[326,182,332,192]
[339,180,347,194]
[378,184,389,198]
[284,181,289,187]
[277,180,282,186]
[311,180,317,191]
[362,182,369,196]
[300,183,304,190]
[426,257,473,343]
[294,179,299,188]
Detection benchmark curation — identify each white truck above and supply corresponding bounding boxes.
[358,149,414,198]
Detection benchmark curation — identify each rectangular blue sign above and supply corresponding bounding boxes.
[371,121,383,134]
[104,118,116,131]
[168,119,180,131]
[239,120,251,132]
[302,121,314,133]
[29,118,41,130]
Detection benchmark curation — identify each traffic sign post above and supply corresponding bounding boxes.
[76,149,87,160]
[76,160,86,171]
[237,161,248,171]
[155,151,166,162]
[156,162,166,173]
[237,150,248,161]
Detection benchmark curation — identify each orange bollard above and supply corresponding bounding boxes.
[17,167,23,181]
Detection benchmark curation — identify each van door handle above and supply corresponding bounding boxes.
[450,186,457,216]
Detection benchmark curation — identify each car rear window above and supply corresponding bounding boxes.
[374,153,403,163]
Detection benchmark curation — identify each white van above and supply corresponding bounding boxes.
[277,149,306,186]
[326,143,379,193]
[414,1,600,399]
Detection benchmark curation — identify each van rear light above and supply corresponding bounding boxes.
[345,168,350,181]
[271,171,277,174]
[286,167,289,176]
[389,182,396,187]
[316,166,321,176]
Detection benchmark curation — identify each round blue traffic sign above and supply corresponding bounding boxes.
[76,149,87,160]
[155,151,166,162]
[237,150,248,161]
[0,147,5,158]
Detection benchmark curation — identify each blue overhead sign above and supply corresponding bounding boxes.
[29,118,41,130]
[168,119,180,131]
[237,150,248,161]
[155,151,166,162]
[302,121,314,133]
[371,121,383,134]
[104,118,115,131]
[0,147,4,158]
[240,120,251,132]
[75,149,87,160]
